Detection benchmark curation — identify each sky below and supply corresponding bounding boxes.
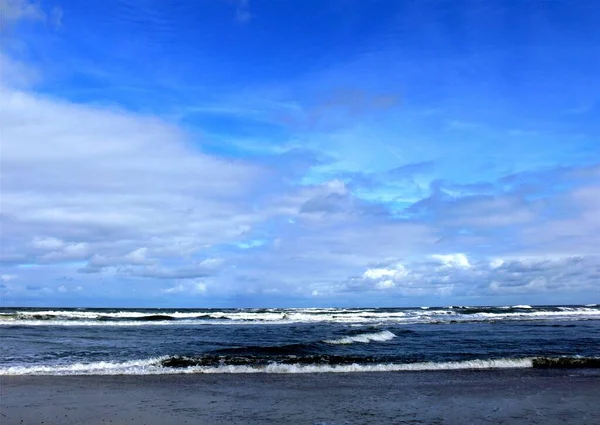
[1,0,599,307]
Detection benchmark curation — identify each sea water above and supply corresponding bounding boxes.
[1,305,599,375]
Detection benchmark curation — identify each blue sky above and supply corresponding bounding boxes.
[1,0,599,307]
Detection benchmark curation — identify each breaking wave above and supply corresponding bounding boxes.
[324,330,396,345]
[0,357,528,376]
[1,305,599,326]
[2,355,598,376]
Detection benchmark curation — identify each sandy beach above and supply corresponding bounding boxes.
[2,369,599,424]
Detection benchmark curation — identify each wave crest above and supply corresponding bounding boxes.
[323,330,396,345]
[3,356,599,376]
[2,305,599,326]
[0,357,533,376]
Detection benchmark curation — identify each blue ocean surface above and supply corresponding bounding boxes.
[1,305,599,375]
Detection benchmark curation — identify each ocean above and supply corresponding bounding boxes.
[1,305,599,375]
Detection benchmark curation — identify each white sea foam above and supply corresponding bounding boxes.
[1,306,599,326]
[512,305,532,309]
[0,319,217,327]
[0,357,533,376]
[202,358,533,374]
[0,357,169,376]
[324,330,397,345]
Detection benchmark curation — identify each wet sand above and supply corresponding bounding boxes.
[1,369,599,424]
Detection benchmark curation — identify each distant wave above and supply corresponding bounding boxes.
[134,314,176,321]
[3,356,598,376]
[323,330,396,345]
[1,305,599,326]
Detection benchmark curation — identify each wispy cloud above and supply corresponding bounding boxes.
[0,0,45,29]
[234,0,252,23]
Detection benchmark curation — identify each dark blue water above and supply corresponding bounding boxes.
[1,306,599,374]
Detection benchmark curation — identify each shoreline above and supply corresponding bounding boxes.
[2,369,599,424]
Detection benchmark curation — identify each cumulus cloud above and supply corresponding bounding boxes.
[431,253,471,268]
[32,237,65,251]
[363,265,407,280]
[162,281,207,295]
[0,85,270,273]
[81,248,156,271]
[170,160,599,303]
[519,184,600,256]
[346,254,600,299]
[41,243,90,262]
[123,259,223,280]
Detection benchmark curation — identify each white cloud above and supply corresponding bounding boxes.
[432,253,471,268]
[124,248,151,264]
[197,258,224,269]
[0,0,45,29]
[41,242,90,262]
[490,258,504,269]
[32,237,64,250]
[519,184,600,256]
[48,5,62,28]
[363,264,407,280]
[86,248,155,269]
[0,53,40,88]
[376,279,395,289]
[163,281,207,295]
[234,0,252,23]
[0,85,268,274]
[346,255,600,298]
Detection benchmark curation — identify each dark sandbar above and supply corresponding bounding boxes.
[2,369,599,424]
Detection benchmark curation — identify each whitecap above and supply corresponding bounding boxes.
[0,357,533,376]
[323,330,396,345]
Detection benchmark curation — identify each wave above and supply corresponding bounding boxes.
[532,357,600,368]
[209,342,319,357]
[0,358,167,376]
[323,330,396,345]
[159,354,380,368]
[0,357,527,376]
[5,356,599,376]
[134,314,176,321]
[1,305,599,326]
